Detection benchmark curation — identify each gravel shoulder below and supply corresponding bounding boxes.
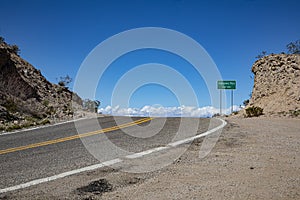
[1,117,299,199]
[100,117,300,200]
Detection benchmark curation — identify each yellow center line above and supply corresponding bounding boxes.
[0,117,153,155]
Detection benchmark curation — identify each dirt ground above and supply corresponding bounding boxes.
[99,117,300,200]
[2,117,300,199]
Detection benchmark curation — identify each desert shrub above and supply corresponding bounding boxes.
[212,113,220,118]
[3,99,18,113]
[245,106,263,117]
[30,112,43,120]
[24,116,39,122]
[232,111,239,115]
[22,122,34,128]
[11,44,20,55]
[255,51,267,59]
[42,100,49,107]
[46,106,55,115]
[243,99,250,107]
[39,119,50,125]
[289,110,300,117]
[57,75,72,88]
[6,124,22,132]
[286,40,300,54]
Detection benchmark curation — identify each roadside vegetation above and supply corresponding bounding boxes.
[245,106,263,117]
[0,36,20,55]
[289,110,300,117]
[0,118,50,132]
[57,75,72,89]
[286,40,300,54]
[255,39,300,59]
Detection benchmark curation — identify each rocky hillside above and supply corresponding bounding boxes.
[248,53,300,117]
[0,42,83,130]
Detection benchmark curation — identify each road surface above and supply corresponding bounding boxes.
[0,116,222,193]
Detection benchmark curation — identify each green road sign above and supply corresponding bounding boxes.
[217,80,236,89]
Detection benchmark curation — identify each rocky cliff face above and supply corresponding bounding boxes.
[0,42,83,127]
[249,54,300,116]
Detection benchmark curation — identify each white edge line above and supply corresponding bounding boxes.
[0,117,90,136]
[168,118,227,147]
[0,118,226,194]
[125,146,170,159]
[0,158,122,194]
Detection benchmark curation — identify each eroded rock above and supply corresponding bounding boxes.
[249,54,300,117]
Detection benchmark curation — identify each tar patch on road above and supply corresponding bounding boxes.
[0,195,9,200]
[76,179,113,197]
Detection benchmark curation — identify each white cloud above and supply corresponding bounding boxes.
[98,105,241,118]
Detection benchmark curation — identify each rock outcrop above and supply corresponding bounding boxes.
[248,53,300,117]
[0,42,83,128]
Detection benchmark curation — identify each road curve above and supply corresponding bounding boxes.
[0,116,224,193]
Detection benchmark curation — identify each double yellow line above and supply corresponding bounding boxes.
[0,117,153,155]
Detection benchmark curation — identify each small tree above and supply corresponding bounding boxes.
[286,40,300,54]
[255,51,267,59]
[0,36,4,44]
[57,75,72,88]
[11,44,20,55]
[243,99,250,107]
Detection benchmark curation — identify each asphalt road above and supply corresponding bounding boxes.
[0,116,216,190]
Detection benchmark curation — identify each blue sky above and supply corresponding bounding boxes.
[1,0,299,111]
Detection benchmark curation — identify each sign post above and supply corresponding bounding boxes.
[217,80,236,115]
